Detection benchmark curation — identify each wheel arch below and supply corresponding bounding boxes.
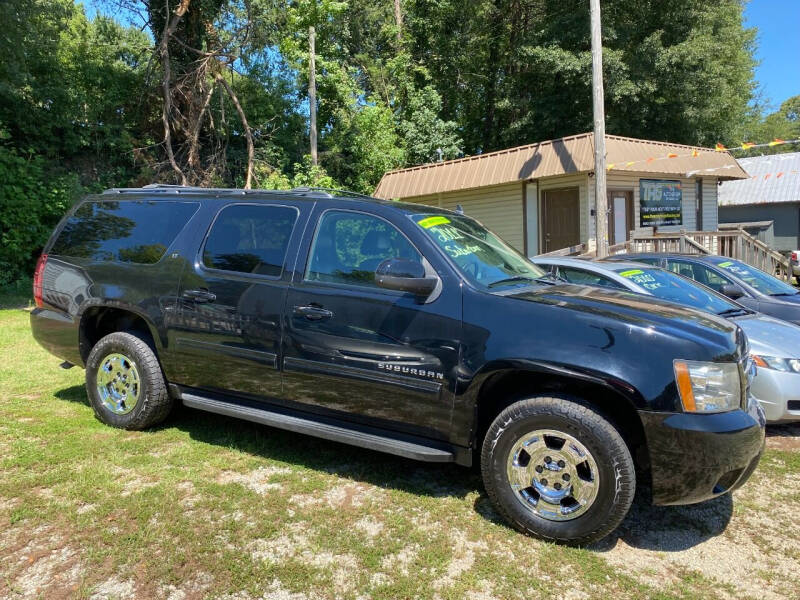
[78,302,161,364]
[468,361,650,474]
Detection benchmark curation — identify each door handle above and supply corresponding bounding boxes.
[293,305,333,321]
[182,289,216,303]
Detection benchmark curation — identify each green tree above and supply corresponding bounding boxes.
[404,0,757,152]
[739,95,800,156]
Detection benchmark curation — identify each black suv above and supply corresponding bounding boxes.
[31,186,765,545]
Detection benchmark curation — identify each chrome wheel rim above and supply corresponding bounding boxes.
[96,353,141,415]
[506,429,599,521]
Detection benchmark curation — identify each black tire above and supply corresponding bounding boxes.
[85,331,172,430]
[481,395,635,546]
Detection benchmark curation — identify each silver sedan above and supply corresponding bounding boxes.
[532,257,800,423]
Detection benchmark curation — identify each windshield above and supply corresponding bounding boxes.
[711,258,798,296]
[614,267,740,315]
[410,214,544,288]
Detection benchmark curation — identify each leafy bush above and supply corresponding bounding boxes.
[0,146,79,284]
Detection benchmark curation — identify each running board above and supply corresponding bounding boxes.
[181,392,455,463]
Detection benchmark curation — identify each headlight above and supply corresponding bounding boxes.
[673,360,741,413]
[752,354,800,373]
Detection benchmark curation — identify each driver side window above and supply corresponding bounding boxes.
[306,211,421,287]
[666,260,732,292]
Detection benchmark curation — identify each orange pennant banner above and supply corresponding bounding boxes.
[715,143,727,152]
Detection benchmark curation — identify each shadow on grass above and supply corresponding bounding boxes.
[166,400,484,501]
[591,489,733,553]
[54,384,89,405]
[52,382,738,552]
[765,422,800,451]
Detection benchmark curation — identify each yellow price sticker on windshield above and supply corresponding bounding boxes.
[718,261,733,267]
[418,216,451,229]
[619,269,644,277]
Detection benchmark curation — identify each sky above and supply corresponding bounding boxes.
[744,0,800,112]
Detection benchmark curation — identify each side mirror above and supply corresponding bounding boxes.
[720,283,745,300]
[375,258,437,298]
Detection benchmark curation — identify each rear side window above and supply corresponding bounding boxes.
[202,204,298,277]
[50,200,199,264]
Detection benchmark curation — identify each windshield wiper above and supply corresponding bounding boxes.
[488,275,537,288]
[769,292,799,297]
[717,308,749,317]
[534,273,561,285]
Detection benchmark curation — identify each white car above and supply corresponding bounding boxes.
[533,257,800,423]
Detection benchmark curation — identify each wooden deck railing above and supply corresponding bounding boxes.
[538,243,588,257]
[605,228,792,281]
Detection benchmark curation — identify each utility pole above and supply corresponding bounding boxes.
[308,25,318,166]
[590,0,608,257]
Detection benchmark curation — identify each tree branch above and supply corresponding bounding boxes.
[187,80,216,175]
[215,72,254,189]
[158,0,192,185]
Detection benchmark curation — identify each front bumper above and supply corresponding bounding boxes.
[640,395,766,505]
[750,367,800,423]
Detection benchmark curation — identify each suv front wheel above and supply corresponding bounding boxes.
[481,395,635,545]
[85,331,173,430]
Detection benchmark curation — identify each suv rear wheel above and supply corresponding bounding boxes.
[85,331,172,430]
[481,395,635,545]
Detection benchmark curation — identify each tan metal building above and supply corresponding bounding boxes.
[374,133,748,256]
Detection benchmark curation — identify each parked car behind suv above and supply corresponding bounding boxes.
[534,257,800,423]
[609,253,800,325]
[31,186,765,545]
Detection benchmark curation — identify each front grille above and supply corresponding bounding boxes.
[788,400,800,412]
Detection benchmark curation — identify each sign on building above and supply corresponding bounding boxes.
[639,179,682,227]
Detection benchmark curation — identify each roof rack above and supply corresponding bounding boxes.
[289,186,374,200]
[102,184,375,201]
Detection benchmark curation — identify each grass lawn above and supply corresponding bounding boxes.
[1,288,798,599]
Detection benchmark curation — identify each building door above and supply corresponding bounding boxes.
[541,188,580,252]
[607,191,634,245]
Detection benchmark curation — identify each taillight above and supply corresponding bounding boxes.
[33,254,48,308]
[792,251,798,263]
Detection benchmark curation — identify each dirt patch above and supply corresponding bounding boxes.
[77,503,97,515]
[464,579,498,600]
[597,487,799,600]
[175,480,202,508]
[289,482,383,510]
[217,466,292,495]
[432,531,488,590]
[11,546,82,600]
[380,543,420,577]
[248,521,359,594]
[354,515,384,538]
[158,572,214,600]
[110,466,159,497]
[89,576,137,600]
